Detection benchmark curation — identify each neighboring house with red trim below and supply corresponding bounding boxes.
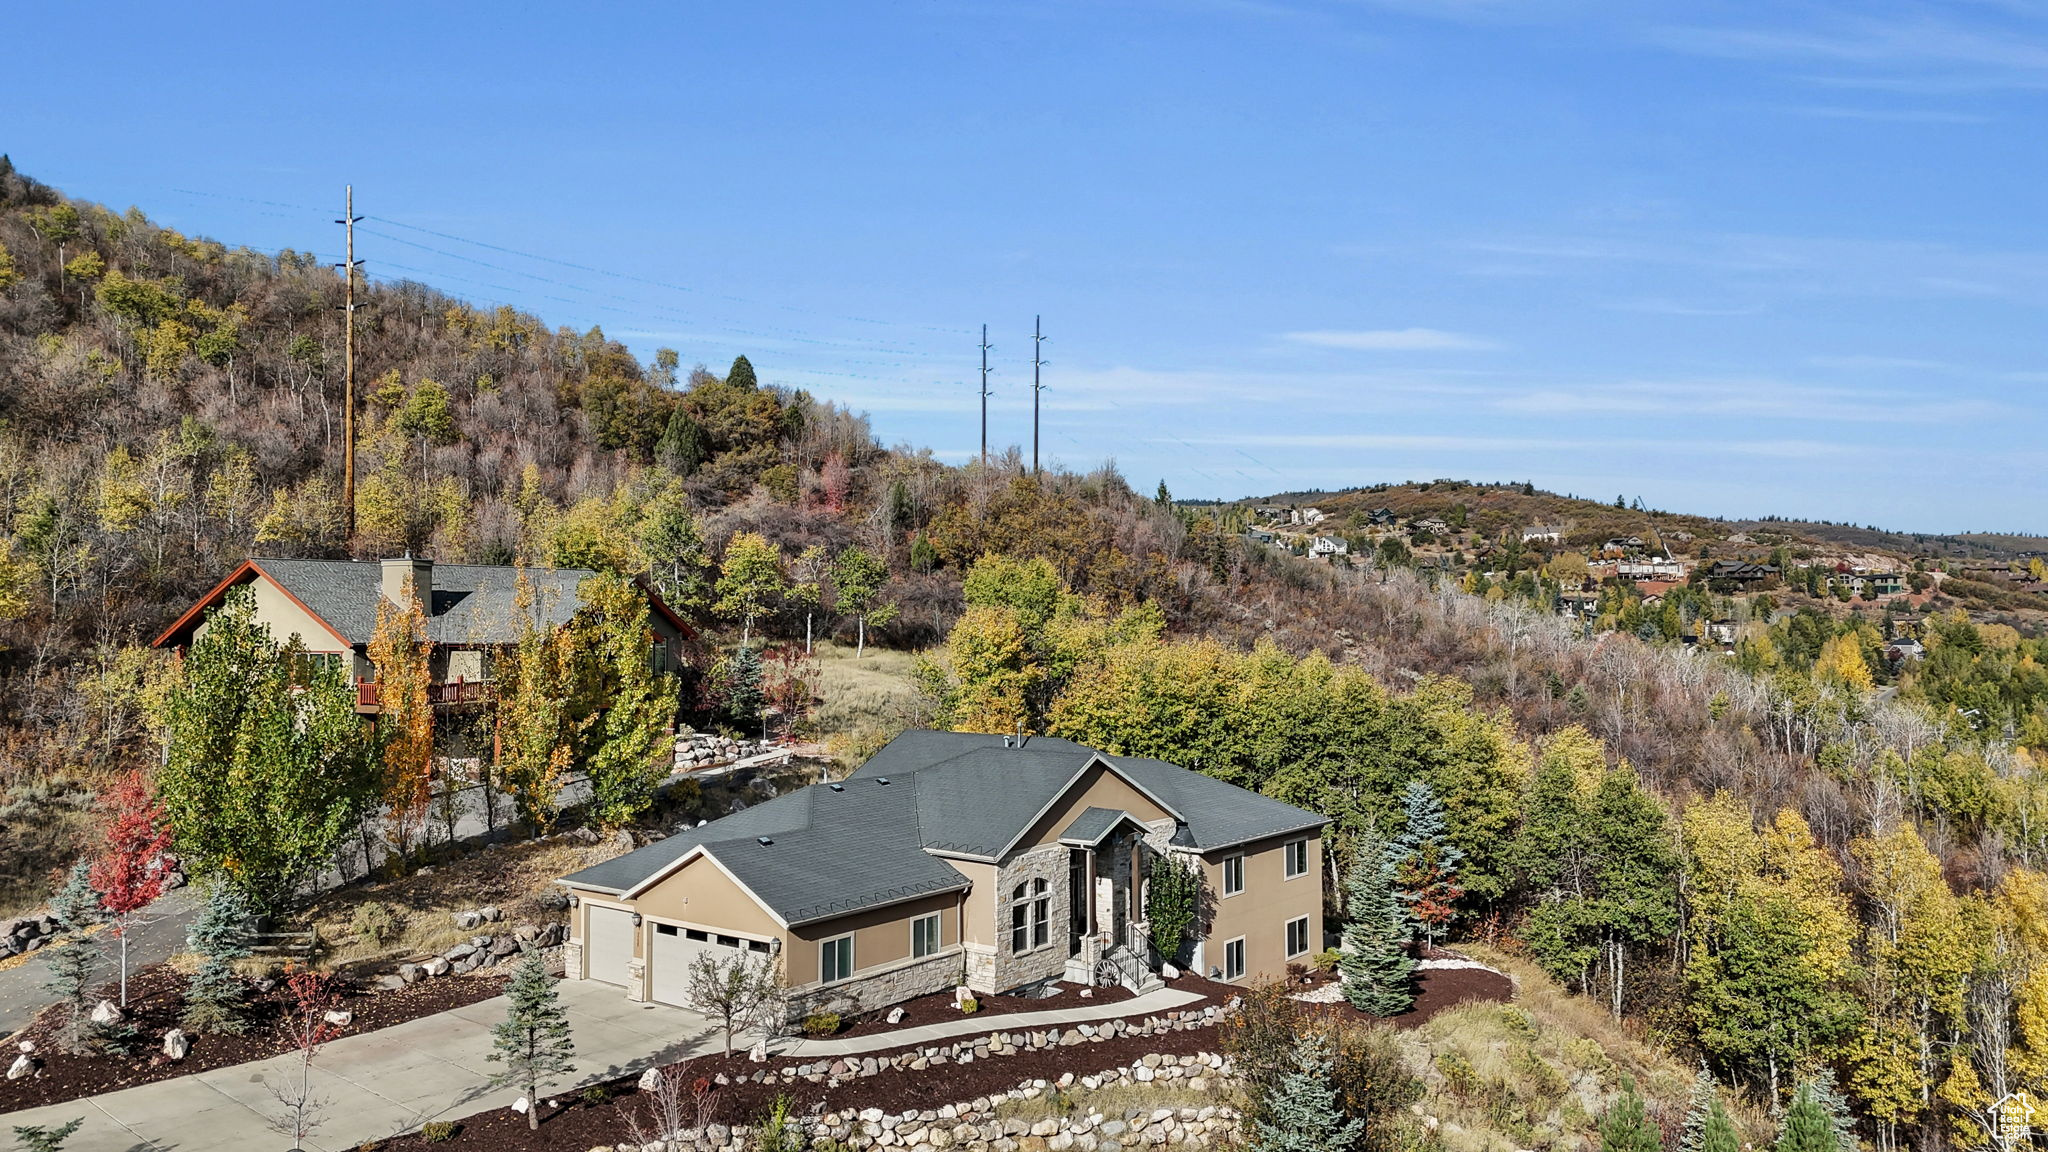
[556,730,1329,1016]
[152,556,690,713]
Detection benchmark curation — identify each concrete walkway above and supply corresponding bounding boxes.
[0,978,715,1152]
[778,986,1206,1059]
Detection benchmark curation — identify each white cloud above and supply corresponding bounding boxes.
[1281,328,1497,351]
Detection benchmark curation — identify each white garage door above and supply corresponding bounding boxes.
[586,906,636,987]
[649,925,762,1007]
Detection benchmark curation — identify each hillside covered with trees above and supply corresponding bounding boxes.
[5,162,2048,1150]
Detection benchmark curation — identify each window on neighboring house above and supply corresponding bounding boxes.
[1222,854,1244,897]
[1286,916,1310,958]
[1010,878,1051,952]
[1224,937,1246,981]
[1284,840,1310,880]
[821,935,853,984]
[912,913,942,959]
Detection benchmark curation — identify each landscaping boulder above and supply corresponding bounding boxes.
[446,942,478,961]
[638,1067,664,1092]
[452,953,482,975]
[1161,963,1179,979]
[6,1054,32,1080]
[514,922,540,943]
[398,963,424,984]
[422,956,451,977]
[375,974,407,992]
[90,999,123,1025]
[454,910,482,930]
[750,1039,769,1063]
[888,1007,906,1024]
[490,935,519,957]
[324,1009,354,1027]
[162,1028,189,1060]
[479,905,503,923]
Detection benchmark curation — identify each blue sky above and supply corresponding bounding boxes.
[9,1,2046,531]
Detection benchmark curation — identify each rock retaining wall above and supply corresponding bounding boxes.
[674,731,777,771]
[378,923,567,989]
[719,1004,1228,1090]
[634,1054,1240,1152]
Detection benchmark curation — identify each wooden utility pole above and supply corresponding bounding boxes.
[978,324,992,465]
[1031,315,1047,475]
[337,186,363,543]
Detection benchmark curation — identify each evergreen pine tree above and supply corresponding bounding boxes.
[488,954,576,1131]
[1394,780,1464,946]
[1340,825,1416,1016]
[9,1117,85,1152]
[1802,1072,1858,1152]
[1601,1079,1663,1152]
[1679,1063,1716,1152]
[1394,780,1463,870]
[43,861,103,1054]
[655,408,709,477]
[181,883,255,1034]
[1775,1083,1835,1152]
[723,645,764,729]
[1248,1033,1365,1152]
[727,355,757,390]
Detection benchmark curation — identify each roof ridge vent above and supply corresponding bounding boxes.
[829,782,845,792]
[757,836,773,846]
[877,777,891,786]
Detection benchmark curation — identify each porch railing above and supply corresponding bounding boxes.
[356,677,491,709]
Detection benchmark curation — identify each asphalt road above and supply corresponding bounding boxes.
[0,887,201,1037]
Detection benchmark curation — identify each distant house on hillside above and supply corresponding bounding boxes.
[1602,536,1645,554]
[153,556,691,713]
[1521,525,1564,544]
[1309,535,1348,559]
[1619,559,1688,581]
[1365,507,1397,526]
[1705,560,1779,586]
[1412,517,1450,536]
[1292,507,1327,527]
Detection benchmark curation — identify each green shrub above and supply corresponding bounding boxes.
[350,902,400,946]
[803,1011,843,1036]
[420,1120,459,1143]
[1436,1052,1479,1097]
[959,998,979,1014]
[1313,947,1343,971]
[581,1083,611,1105]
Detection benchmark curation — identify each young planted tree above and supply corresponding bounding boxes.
[637,480,712,611]
[577,575,677,829]
[182,882,256,1034]
[1341,825,1415,1017]
[762,645,820,740]
[1248,1033,1365,1152]
[367,577,435,862]
[269,967,343,1148]
[488,954,577,1130]
[44,861,104,1054]
[88,770,172,1006]
[684,949,783,1057]
[1775,1083,1836,1152]
[1601,1079,1663,1152]
[1146,853,1202,966]
[714,531,784,646]
[157,587,380,913]
[830,547,896,658]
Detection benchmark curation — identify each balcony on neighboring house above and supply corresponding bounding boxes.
[355,677,491,713]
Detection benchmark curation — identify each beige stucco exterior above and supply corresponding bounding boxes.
[1198,831,1324,985]
[1014,762,1174,850]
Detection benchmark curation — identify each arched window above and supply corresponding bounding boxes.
[1010,877,1052,952]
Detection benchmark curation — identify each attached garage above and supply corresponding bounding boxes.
[648,924,768,1007]
[586,905,636,987]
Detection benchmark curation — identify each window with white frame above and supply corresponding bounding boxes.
[821,935,854,984]
[1224,936,1246,980]
[1286,915,1311,958]
[1010,878,1051,951]
[912,912,942,959]
[1284,839,1310,879]
[1221,854,1244,896]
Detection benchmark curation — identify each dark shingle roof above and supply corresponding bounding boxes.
[560,731,1327,924]
[251,558,592,646]
[1059,807,1141,846]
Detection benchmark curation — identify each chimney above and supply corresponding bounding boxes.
[381,554,432,608]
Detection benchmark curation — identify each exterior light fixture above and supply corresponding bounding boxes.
[631,913,643,927]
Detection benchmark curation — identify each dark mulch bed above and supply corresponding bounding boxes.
[0,962,509,1111]
[1289,961,1515,1028]
[828,980,1138,1040]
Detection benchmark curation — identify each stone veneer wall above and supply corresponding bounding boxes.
[988,845,1074,993]
[791,948,968,1020]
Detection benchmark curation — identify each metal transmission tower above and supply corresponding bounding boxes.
[336,187,363,542]
[978,324,993,465]
[1031,315,1048,475]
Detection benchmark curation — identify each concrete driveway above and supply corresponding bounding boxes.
[0,978,716,1151]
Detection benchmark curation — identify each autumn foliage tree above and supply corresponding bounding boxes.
[88,770,173,1006]
[367,576,435,861]
[494,570,584,834]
